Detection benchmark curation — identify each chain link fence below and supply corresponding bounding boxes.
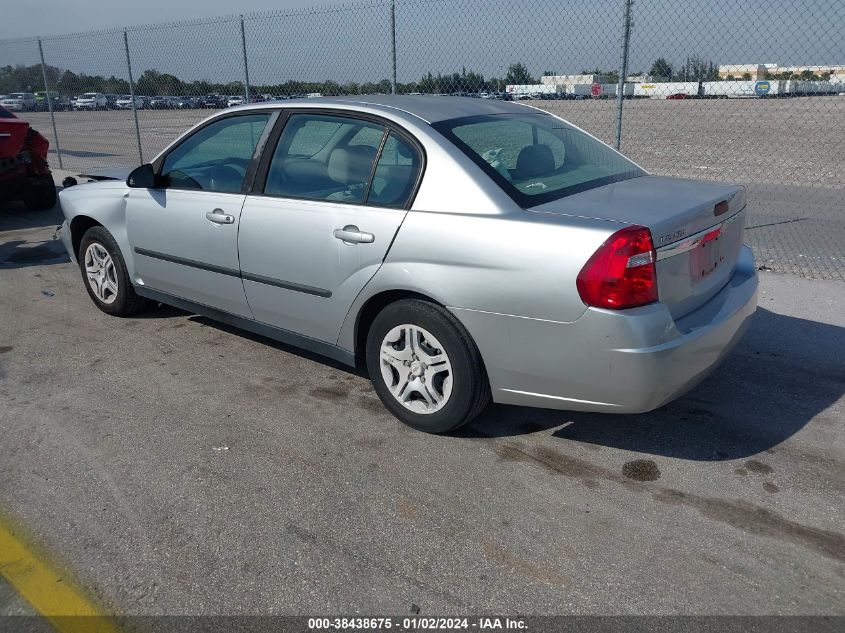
[1,0,843,278]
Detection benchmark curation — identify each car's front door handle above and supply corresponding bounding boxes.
[206,209,235,225]
[333,225,374,244]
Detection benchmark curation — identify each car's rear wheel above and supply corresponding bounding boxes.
[366,299,490,433]
[22,175,57,211]
[79,226,148,316]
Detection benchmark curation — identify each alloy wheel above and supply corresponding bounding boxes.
[84,242,118,304]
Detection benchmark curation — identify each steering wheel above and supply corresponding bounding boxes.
[218,157,250,176]
[208,165,246,193]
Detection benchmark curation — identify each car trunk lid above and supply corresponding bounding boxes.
[529,175,747,319]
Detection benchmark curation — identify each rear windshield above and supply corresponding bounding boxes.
[0,106,14,118]
[433,112,644,206]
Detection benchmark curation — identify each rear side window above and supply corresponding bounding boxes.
[263,113,422,208]
[434,112,643,206]
[264,113,385,204]
[368,132,422,208]
[161,113,270,193]
[0,106,14,118]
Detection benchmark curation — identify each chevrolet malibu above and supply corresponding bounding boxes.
[57,96,757,433]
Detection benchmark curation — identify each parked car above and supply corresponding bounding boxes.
[74,92,108,110]
[199,94,225,109]
[666,93,691,100]
[115,95,145,110]
[227,95,245,107]
[34,91,70,111]
[0,92,37,112]
[0,106,56,210]
[57,96,757,433]
[173,96,197,109]
[148,96,171,110]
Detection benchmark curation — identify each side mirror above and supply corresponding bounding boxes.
[127,163,158,189]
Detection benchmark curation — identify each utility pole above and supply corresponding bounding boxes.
[37,38,63,169]
[390,0,397,94]
[123,29,144,164]
[240,15,251,102]
[614,0,633,150]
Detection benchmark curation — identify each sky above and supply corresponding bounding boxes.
[1,0,842,85]
[0,0,318,39]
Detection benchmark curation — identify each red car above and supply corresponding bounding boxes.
[0,105,56,211]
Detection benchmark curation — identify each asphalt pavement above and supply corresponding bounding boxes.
[0,199,843,616]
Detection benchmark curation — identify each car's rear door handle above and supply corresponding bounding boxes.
[206,209,235,224]
[333,225,374,244]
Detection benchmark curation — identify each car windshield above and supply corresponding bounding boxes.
[9,93,25,98]
[83,93,98,97]
[433,112,644,206]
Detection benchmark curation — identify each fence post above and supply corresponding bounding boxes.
[390,0,397,94]
[37,38,63,170]
[123,29,144,165]
[614,0,633,150]
[240,16,251,102]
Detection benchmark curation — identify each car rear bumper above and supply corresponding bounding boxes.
[451,245,758,414]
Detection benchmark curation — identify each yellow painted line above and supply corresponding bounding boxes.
[0,515,119,633]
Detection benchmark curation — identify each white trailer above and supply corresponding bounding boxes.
[702,80,763,98]
[505,84,559,99]
[569,83,594,97]
[633,81,699,98]
[783,80,838,95]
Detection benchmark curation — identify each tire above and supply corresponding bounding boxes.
[22,175,57,211]
[78,226,148,317]
[365,299,490,433]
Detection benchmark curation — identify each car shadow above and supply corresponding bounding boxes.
[462,307,844,461]
[187,315,367,376]
[0,196,64,233]
[0,237,70,269]
[1,191,71,268]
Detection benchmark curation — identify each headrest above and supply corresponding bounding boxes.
[328,145,376,185]
[515,144,555,178]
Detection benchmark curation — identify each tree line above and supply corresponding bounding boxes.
[2,58,832,97]
[0,62,539,96]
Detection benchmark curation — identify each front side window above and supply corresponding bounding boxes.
[265,113,385,204]
[162,113,270,193]
[433,112,644,206]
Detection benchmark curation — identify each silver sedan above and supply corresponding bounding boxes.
[57,96,757,433]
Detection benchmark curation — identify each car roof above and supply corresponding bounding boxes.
[234,95,531,124]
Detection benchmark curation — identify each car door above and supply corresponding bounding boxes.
[238,111,424,343]
[126,111,274,318]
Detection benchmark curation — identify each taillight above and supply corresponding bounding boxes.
[576,225,658,310]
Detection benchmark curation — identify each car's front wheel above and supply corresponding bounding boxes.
[79,226,148,316]
[366,299,490,433]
